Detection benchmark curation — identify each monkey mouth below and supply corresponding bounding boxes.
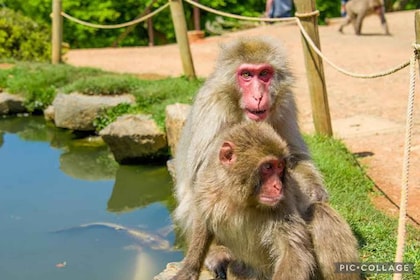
[245,109,268,121]
[259,193,283,207]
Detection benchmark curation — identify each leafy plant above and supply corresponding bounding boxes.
[0,8,51,61]
[93,102,142,131]
[62,74,140,95]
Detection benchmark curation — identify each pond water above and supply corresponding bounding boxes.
[0,116,183,280]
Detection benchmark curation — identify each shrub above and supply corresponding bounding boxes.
[0,8,51,61]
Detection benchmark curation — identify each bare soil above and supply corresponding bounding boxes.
[65,10,420,225]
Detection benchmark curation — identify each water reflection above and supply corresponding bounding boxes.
[0,115,182,280]
[109,165,172,213]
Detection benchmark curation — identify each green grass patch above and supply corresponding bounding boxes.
[306,135,419,279]
[0,62,202,128]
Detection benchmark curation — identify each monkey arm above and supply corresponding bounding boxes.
[172,217,214,280]
[272,217,317,280]
[287,158,329,203]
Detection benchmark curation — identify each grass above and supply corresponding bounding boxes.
[306,135,419,279]
[0,61,202,129]
[1,61,419,278]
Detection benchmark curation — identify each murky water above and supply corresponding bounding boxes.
[0,116,183,280]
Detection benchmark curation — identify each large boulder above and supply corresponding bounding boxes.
[99,114,167,164]
[52,92,136,131]
[165,103,190,157]
[0,92,27,115]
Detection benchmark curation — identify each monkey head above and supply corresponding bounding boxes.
[217,122,291,209]
[211,37,294,123]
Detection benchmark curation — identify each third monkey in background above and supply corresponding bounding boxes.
[173,37,329,277]
[339,0,390,35]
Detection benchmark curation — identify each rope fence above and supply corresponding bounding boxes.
[53,1,417,275]
[60,2,170,29]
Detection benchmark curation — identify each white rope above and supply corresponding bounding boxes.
[294,17,410,78]
[61,2,169,29]
[183,0,295,23]
[392,43,418,280]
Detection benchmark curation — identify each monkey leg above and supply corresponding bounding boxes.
[204,243,233,279]
[338,16,352,33]
[272,220,317,280]
[172,218,214,280]
[378,10,390,35]
[354,12,367,35]
[306,203,360,280]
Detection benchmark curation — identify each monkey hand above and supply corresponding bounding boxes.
[204,244,233,279]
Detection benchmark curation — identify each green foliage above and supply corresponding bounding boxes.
[0,62,202,126]
[0,8,51,61]
[93,102,142,131]
[0,62,103,111]
[2,0,419,49]
[62,74,141,95]
[306,135,420,279]
[316,0,340,24]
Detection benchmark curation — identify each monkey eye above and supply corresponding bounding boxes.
[259,69,272,82]
[261,162,273,173]
[240,70,253,79]
[259,69,269,77]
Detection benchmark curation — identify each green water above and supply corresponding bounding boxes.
[0,116,183,280]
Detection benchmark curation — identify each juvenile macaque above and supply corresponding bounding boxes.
[172,122,360,280]
[339,0,390,35]
[173,36,328,276]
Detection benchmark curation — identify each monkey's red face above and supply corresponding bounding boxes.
[237,63,274,122]
[258,158,285,207]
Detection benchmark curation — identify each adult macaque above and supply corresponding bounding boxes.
[339,0,390,35]
[172,122,360,280]
[173,36,328,276]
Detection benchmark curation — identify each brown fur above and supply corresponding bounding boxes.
[173,37,328,276]
[339,0,390,35]
[173,122,360,280]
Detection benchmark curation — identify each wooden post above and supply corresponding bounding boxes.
[293,0,332,136]
[51,0,63,64]
[415,11,420,74]
[193,0,201,31]
[169,0,196,79]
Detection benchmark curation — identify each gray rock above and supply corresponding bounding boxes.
[0,92,27,115]
[43,105,55,121]
[52,92,136,131]
[165,103,190,157]
[154,262,213,280]
[99,114,167,164]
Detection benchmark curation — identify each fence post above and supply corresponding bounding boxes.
[169,0,196,79]
[51,0,63,64]
[293,0,332,136]
[415,11,420,74]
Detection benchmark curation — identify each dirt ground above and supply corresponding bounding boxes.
[65,10,420,225]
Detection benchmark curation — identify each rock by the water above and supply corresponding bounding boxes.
[0,92,27,115]
[165,103,190,157]
[43,105,55,121]
[52,92,136,131]
[99,114,167,164]
[154,262,214,280]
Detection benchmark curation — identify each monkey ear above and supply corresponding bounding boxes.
[219,141,236,166]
